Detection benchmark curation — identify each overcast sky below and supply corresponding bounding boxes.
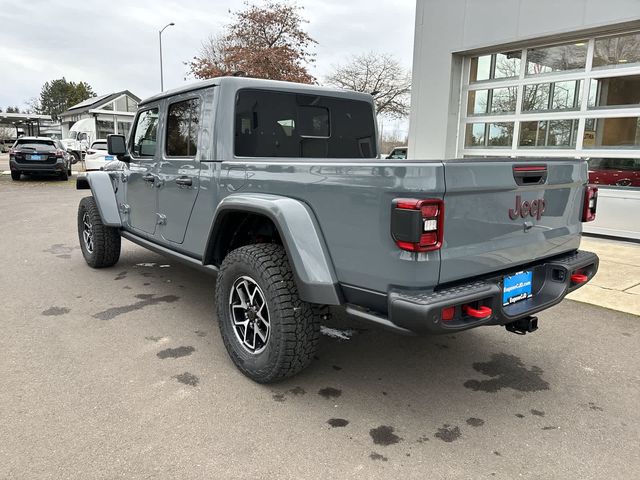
[0,0,416,122]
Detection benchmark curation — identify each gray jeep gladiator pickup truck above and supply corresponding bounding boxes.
[76,76,599,383]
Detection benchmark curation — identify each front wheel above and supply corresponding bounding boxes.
[10,171,20,181]
[77,196,121,268]
[215,244,321,383]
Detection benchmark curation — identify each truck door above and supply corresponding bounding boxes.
[156,96,202,244]
[125,107,160,235]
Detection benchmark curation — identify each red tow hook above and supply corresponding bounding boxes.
[463,305,493,319]
[571,273,588,284]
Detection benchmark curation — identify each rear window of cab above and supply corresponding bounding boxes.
[234,89,377,159]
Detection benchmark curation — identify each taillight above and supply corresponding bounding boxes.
[582,186,598,222]
[9,148,16,155]
[391,198,444,252]
[55,149,65,158]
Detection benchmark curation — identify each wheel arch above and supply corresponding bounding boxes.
[76,172,122,227]
[204,193,342,305]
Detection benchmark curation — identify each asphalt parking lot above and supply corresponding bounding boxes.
[1,168,639,479]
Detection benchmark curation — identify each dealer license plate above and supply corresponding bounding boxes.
[503,270,533,306]
[29,154,43,160]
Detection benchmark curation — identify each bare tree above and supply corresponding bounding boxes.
[325,52,411,118]
[187,1,316,83]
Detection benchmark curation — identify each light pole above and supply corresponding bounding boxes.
[159,22,175,92]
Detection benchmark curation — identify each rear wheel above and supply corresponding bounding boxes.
[59,168,69,181]
[77,196,121,268]
[215,243,321,383]
[10,171,20,181]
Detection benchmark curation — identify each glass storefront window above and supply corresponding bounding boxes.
[487,123,513,146]
[96,120,114,139]
[588,75,640,108]
[588,158,640,187]
[470,52,521,82]
[522,81,580,111]
[593,32,640,68]
[583,117,640,149]
[490,87,517,113]
[494,52,521,79]
[467,88,516,115]
[551,81,580,110]
[467,89,489,115]
[465,123,486,147]
[470,55,492,82]
[526,42,587,75]
[465,123,513,147]
[522,83,550,111]
[520,120,577,147]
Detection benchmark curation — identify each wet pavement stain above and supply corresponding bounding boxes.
[332,365,343,371]
[145,336,163,342]
[621,332,631,337]
[416,435,430,443]
[173,372,199,386]
[586,402,603,411]
[272,394,286,402]
[466,417,485,427]
[436,343,449,350]
[530,409,545,417]
[43,244,75,255]
[369,452,389,462]
[157,346,195,359]
[493,451,502,456]
[114,271,127,280]
[463,353,549,393]
[435,424,462,443]
[56,254,71,259]
[93,294,180,320]
[369,452,388,462]
[123,286,132,290]
[515,413,525,418]
[195,330,207,337]
[318,387,342,399]
[327,418,349,428]
[541,426,558,430]
[288,386,306,396]
[370,426,402,446]
[42,306,70,316]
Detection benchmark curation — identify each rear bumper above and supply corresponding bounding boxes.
[350,250,599,335]
[10,159,65,173]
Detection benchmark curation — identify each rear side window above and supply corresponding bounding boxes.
[91,142,107,150]
[234,89,376,158]
[131,108,159,157]
[165,98,200,157]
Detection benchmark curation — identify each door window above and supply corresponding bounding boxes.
[165,98,200,157]
[131,108,159,157]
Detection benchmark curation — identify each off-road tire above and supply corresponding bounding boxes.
[77,196,121,268]
[10,171,20,181]
[216,243,321,383]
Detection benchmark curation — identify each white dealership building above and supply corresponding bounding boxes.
[409,0,640,239]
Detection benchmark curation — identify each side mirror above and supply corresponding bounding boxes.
[107,134,129,161]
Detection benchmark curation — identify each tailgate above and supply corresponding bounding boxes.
[439,159,585,284]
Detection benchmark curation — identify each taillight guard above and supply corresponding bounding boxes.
[391,198,444,252]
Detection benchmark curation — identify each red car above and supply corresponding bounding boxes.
[588,158,640,187]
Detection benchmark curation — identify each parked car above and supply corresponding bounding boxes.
[386,146,407,159]
[84,139,116,171]
[588,158,640,187]
[76,77,599,383]
[9,136,72,181]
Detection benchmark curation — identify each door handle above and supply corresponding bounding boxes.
[175,176,192,186]
[142,174,155,183]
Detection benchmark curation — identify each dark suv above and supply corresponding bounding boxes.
[9,137,73,181]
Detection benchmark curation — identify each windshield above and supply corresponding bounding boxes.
[67,131,77,140]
